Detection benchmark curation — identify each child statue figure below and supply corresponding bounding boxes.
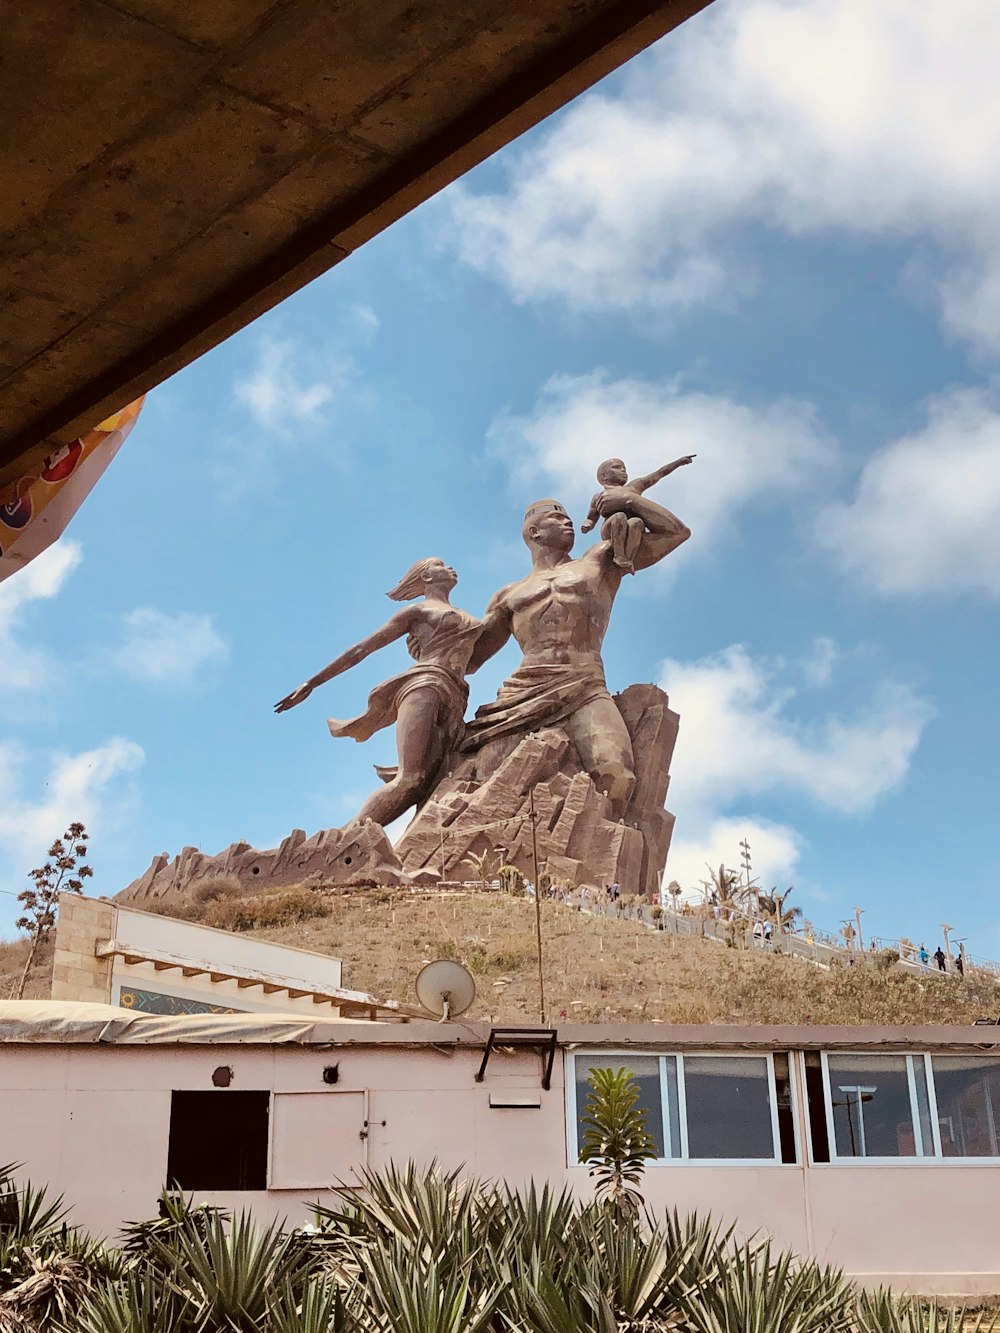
[581,454,695,573]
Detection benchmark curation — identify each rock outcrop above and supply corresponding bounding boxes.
[117,821,410,908]
[117,683,678,906]
[394,684,678,895]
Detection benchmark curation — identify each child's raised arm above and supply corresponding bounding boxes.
[630,454,696,493]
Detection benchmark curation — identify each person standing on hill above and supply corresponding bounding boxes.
[934,946,947,972]
[919,944,929,966]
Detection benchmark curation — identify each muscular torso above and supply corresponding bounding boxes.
[501,545,620,665]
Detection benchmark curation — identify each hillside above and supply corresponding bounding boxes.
[4,884,998,1026]
[216,885,999,1027]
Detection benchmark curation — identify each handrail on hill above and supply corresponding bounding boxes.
[563,891,998,983]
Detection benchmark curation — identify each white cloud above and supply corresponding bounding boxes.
[233,335,338,435]
[449,0,1000,352]
[660,643,931,821]
[221,332,361,495]
[351,304,380,339]
[659,641,931,892]
[110,609,229,689]
[0,738,144,887]
[666,816,802,900]
[490,371,835,552]
[801,636,838,687]
[0,540,82,692]
[817,387,1000,598]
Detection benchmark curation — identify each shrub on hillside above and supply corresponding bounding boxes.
[202,888,329,932]
[192,873,245,906]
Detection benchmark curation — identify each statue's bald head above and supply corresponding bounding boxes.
[522,499,574,552]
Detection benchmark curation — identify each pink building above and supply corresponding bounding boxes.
[2,1003,999,1296]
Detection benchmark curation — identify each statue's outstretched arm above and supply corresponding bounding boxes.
[274,608,415,712]
[467,591,513,673]
[631,454,696,492]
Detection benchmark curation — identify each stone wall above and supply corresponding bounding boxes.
[50,893,114,1003]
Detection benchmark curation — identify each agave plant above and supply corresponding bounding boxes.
[350,1234,500,1333]
[0,1165,69,1242]
[0,1164,118,1331]
[674,1239,857,1333]
[153,1209,316,1332]
[315,1160,497,1282]
[261,1278,349,1333]
[60,1271,203,1333]
[854,1288,999,1332]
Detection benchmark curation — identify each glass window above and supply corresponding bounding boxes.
[772,1052,799,1164]
[574,1056,667,1159]
[684,1056,776,1160]
[931,1057,1000,1158]
[571,1053,782,1164]
[826,1055,927,1158]
[803,1051,831,1162]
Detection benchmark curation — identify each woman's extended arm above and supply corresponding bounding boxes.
[274,608,415,712]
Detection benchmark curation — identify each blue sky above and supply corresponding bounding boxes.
[3,0,1000,961]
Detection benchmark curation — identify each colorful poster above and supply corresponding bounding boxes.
[116,985,239,1016]
[0,397,144,583]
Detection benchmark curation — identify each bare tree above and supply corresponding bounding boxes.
[14,821,92,999]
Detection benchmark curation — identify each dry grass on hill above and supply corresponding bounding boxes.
[3,885,998,1027]
[0,935,52,1002]
[238,886,1000,1027]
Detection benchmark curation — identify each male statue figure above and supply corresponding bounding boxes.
[463,480,691,814]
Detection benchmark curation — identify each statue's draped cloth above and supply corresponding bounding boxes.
[328,613,479,769]
[461,658,610,751]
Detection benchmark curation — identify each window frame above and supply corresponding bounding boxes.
[820,1051,942,1165]
[926,1054,1000,1164]
[566,1050,785,1168]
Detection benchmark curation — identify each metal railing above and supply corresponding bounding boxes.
[564,892,999,982]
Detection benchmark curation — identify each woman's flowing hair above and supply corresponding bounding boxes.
[386,558,444,602]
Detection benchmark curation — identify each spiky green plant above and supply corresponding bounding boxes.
[855,1289,999,1332]
[265,1278,349,1333]
[152,1210,314,1332]
[0,1165,69,1242]
[674,1238,856,1333]
[578,1067,657,1215]
[0,1164,119,1330]
[350,1233,500,1333]
[57,1270,202,1333]
[120,1192,228,1277]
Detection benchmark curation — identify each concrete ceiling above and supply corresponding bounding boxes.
[1,0,711,487]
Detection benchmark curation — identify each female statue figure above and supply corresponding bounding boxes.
[274,558,480,827]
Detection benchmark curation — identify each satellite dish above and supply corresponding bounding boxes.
[415,959,476,1021]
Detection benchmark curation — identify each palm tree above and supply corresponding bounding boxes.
[462,848,503,890]
[701,864,746,918]
[758,888,802,936]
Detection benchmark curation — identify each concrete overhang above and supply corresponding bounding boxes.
[2,0,712,487]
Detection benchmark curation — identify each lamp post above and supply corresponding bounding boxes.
[941,924,953,968]
[853,906,865,951]
[528,787,546,1025]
